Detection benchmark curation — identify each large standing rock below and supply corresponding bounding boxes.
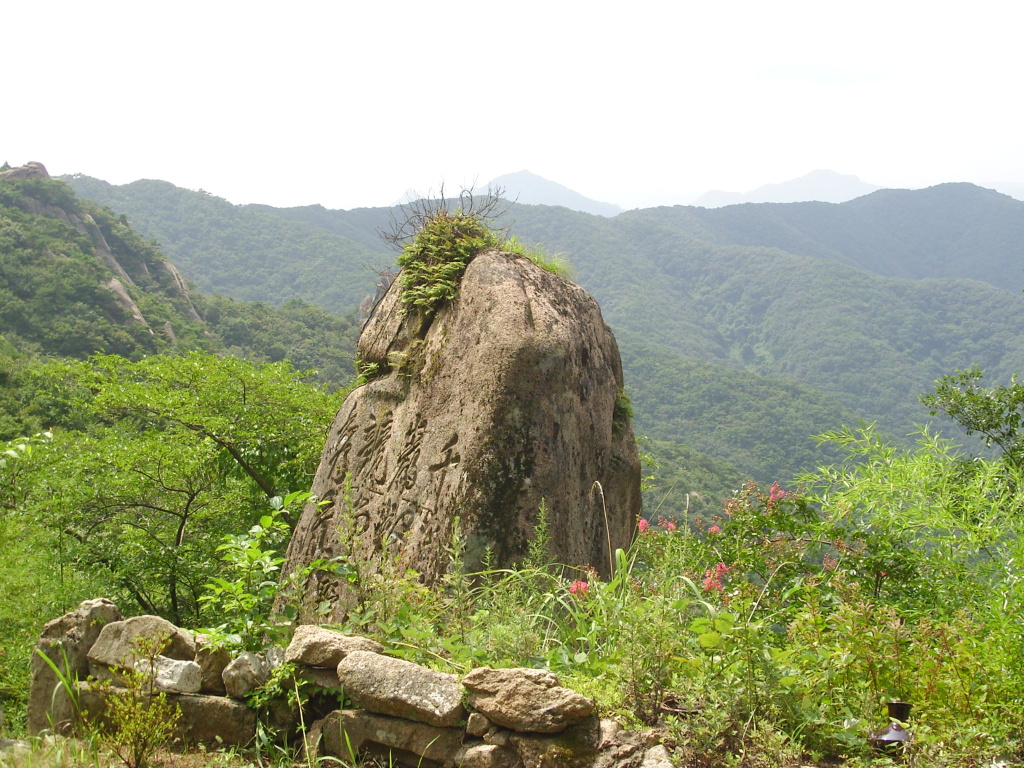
[283,250,641,618]
[28,598,121,734]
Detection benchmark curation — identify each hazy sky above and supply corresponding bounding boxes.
[6,1,1022,210]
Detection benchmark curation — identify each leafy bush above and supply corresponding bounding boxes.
[200,492,339,651]
[89,634,181,768]
[316,433,1024,767]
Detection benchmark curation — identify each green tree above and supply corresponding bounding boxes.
[75,352,339,511]
[31,428,245,624]
[13,352,340,624]
[921,365,1024,469]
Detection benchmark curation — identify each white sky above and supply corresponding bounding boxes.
[5,1,1022,210]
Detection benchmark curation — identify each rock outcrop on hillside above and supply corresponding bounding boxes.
[0,161,203,331]
[283,249,641,618]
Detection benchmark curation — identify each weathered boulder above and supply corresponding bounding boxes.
[194,634,231,695]
[0,161,49,180]
[77,684,256,746]
[319,709,464,768]
[462,667,595,734]
[283,250,641,618]
[87,615,195,681]
[505,714,602,768]
[222,651,270,699]
[284,625,384,668]
[28,598,121,734]
[337,650,466,728]
[136,656,201,693]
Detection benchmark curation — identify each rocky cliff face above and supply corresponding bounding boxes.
[283,249,641,618]
[0,162,202,333]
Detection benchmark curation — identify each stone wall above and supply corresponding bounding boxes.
[29,601,674,768]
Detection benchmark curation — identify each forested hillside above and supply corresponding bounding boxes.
[66,174,1024,491]
[0,166,361,732]
[65,175,391,313]
[1,167,361,439]
[635,183,1024,287]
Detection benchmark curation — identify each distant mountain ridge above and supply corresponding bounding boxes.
[480,170,623,217]
[651,183,1024,289]
[63,174,1024,491]
[693,169,882,207]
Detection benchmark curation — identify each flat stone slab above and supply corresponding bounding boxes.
[338,651,466,728]
[77,684,256,747]
[284,625,384,668]
[462,667,595,733]
[320,709,463,768]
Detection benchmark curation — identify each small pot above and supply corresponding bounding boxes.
[869,701,912,755]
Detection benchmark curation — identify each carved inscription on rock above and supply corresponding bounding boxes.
[283,250,642,622]
[320,393,463,568]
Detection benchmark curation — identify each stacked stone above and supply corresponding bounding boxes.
[29,601,674,767]
[307,653,673,768]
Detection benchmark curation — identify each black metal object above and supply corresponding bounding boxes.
[869,701,912,755]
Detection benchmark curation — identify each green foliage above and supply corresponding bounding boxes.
[320,428,1024,766]
[922,365,1024,468]
[197,294,360,390]
[89,634,181,768]
[76,351,339,500]
[0,351,338,734]
[200,492,339,651]
[198,504,291,651]
[64,174,389,317]
[640,437,745,523]
[500,234,573,278]
[1,173,359,401]
[394,207,496,317]
[622,340,856,485]
[612,387,633,434]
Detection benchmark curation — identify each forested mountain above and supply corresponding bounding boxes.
[503,200,1024,437]
[0,165,360,437]
[64,175,392,313]
[63,174,1024,497]
[481,170,623,217]
[7,168,1024,764]
[646,183,1024,287]
[693,169,882,207]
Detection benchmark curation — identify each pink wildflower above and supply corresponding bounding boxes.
[769,483,788,503]
[569,580,589,597]
[666,521,677,532]
[638,518,650,535]
[702,562,729,592]
[708,525,722,535]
